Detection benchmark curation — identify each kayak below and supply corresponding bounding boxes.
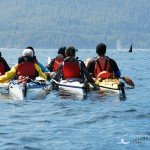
[95,78,125,97]
[57,78,90,97]
[0,83,9,98]
[9,79,51,100]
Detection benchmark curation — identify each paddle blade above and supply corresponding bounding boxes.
[85,58,91,67]
[47,57,51,64]
[122,76,134,87]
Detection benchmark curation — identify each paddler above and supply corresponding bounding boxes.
[53,46,95,84]
[0,48,49,83]
[24,46,50,73]
[0,52,10,76]
[86,43,121,80]
[46,46,66,72]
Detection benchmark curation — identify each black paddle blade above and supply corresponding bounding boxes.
[122,76,134,87]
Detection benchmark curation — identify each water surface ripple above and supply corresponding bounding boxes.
[0,49,149,149]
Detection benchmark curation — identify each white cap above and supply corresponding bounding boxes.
[22,49,33,57]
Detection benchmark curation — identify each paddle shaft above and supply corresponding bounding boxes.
[51,79,60,85]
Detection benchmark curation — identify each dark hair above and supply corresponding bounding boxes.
[58,46,66,57]
[65,46,78,57]
[96,43,106,55]
[0,52,1,57]
[26,46,35,56]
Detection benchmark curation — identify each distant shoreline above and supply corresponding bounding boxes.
[0,48,150,51]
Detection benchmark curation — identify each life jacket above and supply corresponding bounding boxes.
[94,57,111,79]
[0,61,5,76]
[17,56,38,79]
[53,57,64,71]
[62,61,81,79]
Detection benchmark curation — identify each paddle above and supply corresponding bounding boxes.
[29,79,42,85]
[47,56,51,64]
[51,78,99,91]
[120,76,134,87]
[29,78,52,86]
[16,76,49,86]
[51,78,60,85]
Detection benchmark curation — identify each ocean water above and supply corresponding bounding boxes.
[0,48,150,149]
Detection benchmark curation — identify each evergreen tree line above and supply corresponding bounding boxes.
[0,0,149,49]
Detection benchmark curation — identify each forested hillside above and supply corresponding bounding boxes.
[0,0,149,49]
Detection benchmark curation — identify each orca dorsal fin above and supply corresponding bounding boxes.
[129,45,132,52]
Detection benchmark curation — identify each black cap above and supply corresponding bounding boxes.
[65,46,78,56]
[58,46,66,56]
[96,43,106,55]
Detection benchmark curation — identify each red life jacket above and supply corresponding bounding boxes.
[62,62,81,79]
[94,57,111,79]
[0,61,5,76]
[17,62,37,79]
[53,57,64,71]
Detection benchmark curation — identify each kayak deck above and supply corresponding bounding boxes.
[95,78,125,98]
[59,78,89,98]
[9,80,51,100]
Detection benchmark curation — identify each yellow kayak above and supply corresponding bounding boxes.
[95,78,125,97]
